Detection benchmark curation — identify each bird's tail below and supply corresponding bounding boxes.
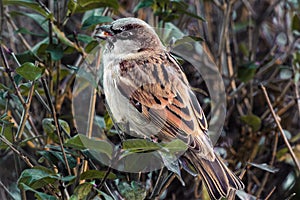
[187,151,244,200]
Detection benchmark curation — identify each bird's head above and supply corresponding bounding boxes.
[95,18,164,55]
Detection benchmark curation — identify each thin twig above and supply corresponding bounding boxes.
[4,12,32,51]
[0,134,34,168]
[150,168,165,199]
[225,16,237,92]
[157,173,176,198]
[264,186,276,200]
[260,84,300,172]
[256,132,278,198]
[257,38,299,77]
[41,77,72,175]
[0,180,16,199]
[35,0,52,14]
[292,60,300,118]
[16,81,35,139]
[261,81,293,119]
[217,0,235,69]
[0,0,4,38]
[0,45,26,106]
[277,100,295,116]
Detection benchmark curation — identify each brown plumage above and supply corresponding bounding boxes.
[95,17,244,199]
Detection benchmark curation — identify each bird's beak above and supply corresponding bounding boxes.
[94,25,113,40]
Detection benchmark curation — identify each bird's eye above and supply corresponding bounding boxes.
[119,31,132,38]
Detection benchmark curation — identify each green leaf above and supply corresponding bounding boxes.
[19,82,38,95]
[10,12,49,32]
[292,14,300,33]
[46,44,64,61]
[16,51,37,64]
[122,139,161,153]
[239,43,249,57]
[19,183,56,200]
[16,27,47,37]
[65,134,113,158]
[82,16,113,30]
[14,74,23,85]
[76,68,98,88]
[15,62,43,81]
[3,0,50,17]
[76,34,94,44]
[67,0,78,16]
[66,65,79,72]
[179,9,205,21]
[42,118,71,142]
[159,150,185,185]
[72,182,93,199]
[38,149,77,168]
[236,190,257,200]
[96,191,114,200]
[237,62,258,82]
[133,0,154,13]
[240,114,261,132]
[158,22,184,45]
[279,66,293,80]
[104,112,114,131]
[80,170,116,180]
[162,139,188,153]
[60,175,76,182]
[0,123,14,149]
[117,181,146,200]
[94,115,106,129]
[173,36,197,51]
[85,40,99,54]
[75,0,119,13]
[248,162,279,173]
[51,25,83,53]
[18,166,58,190]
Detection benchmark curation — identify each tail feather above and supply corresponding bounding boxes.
[187,151,244,200]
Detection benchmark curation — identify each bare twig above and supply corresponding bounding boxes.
[292,59,300,118]
[0,0,4,38]
[35,0,52,14]
[4,12,32,51]
[41,77,72,175]
[256,132,278,198]
[0,45,26,106]
[16,81,35,139]
[261,81,293,119]
[0,134,34,168]
[277,100,295,116]
[264,186,276,200]
[0,180,16,199]
[257,38,299,77]
[157,173,176,198]
[217,0,235,69]
[86,53,101,139]
[260,84,300,172]
[241,0,256,16]
[225,18,237,92]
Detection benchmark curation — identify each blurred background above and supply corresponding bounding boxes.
[0,0,300,199]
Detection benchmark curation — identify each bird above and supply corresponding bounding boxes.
[94,17,244,200]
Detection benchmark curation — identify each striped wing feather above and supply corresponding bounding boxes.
[116,51,215,160]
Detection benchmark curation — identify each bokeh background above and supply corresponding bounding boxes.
[0,0,300,199]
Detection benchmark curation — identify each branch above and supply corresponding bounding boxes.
[260,84,300,172]
[41,77,72,175]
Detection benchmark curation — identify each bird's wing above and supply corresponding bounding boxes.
[116,51,214,160]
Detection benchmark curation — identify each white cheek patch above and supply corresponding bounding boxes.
[112,39,140,54]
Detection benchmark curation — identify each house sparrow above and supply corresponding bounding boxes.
[95,17,244,199]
